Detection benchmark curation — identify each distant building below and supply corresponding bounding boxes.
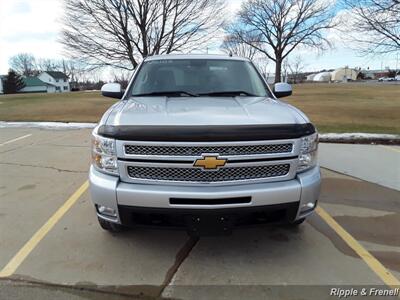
[362,69,380,80]
[331,68,359,82]
[38,71,70,92]
[306,67,359,82]
[372,71,392,80]
[313,72,331,82]
[306,74,317,82]
[17,71,70,94]
[19,77,57,93]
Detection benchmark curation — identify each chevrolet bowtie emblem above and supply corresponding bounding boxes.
[194,155,227,170]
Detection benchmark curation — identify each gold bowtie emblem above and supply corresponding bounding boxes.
[194,156,227,170]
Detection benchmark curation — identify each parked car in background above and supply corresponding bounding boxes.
[378,77,395,82]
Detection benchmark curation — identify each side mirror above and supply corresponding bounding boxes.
[101,83,124,99]
[273,82,292,98]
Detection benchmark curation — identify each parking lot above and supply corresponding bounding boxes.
[0,127,399,300]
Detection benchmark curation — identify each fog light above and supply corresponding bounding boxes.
[300,202,315,212]
[97,205,117,217]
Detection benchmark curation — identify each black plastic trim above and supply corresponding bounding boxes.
[117,202,300,235]
[102,91,125,99]
[119,202,299,216]
[98,123,315,142]
[170,197,251,205]
[274,91,292,98]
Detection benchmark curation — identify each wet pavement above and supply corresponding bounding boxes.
[0,128,399,300]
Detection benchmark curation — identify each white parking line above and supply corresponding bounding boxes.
[0,134,32,147]
[380,145,400,154]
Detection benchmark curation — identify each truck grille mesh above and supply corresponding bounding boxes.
[125,143,293,156]
[127,164,290,183]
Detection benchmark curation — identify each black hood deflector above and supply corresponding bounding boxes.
[97,123,316,142]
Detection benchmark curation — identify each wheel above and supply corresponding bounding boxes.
[288,217,306,227]
[97,217,125,232]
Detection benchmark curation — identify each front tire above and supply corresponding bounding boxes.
[97,217,125,232]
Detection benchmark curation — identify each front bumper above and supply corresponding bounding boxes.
[89,165,321,227]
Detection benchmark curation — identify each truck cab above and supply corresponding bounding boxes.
[89,54,320,235]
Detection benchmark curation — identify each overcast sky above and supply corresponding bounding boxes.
[0,0,398,77]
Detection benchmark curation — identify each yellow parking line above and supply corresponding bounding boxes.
[316,206,400,289]
[0,181,89,278]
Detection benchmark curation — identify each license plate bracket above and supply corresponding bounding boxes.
[185,214,235,236]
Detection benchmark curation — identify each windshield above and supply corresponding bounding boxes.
[129,59,271,97]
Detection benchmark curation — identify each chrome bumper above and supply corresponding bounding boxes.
[89,165,321,224]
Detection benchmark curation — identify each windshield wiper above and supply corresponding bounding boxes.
[132,91,198,97]
[198,91,257,97]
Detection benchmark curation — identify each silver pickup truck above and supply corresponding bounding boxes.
[89,54,320,235]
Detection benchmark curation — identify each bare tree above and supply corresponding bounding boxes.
[220,35,258,59]
[62,60,94,83]
[9,53,37,76]
[37,58,61,72]
[288,55,306,83]
[61,0,227,70]
[35,57,92,83]
[111,70,131,89]
[227,0,336,83]
[341,0,400,55]
[253,56,270,78]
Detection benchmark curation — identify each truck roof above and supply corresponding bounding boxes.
[144,54,250,62]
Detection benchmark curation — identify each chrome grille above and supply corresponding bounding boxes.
[125,143,293,156]
[127,164,290,183]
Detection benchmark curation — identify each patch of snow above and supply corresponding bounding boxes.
[0,121,97,130]
[320,133,400,140]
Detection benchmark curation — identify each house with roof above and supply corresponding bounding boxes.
[19,76,57,93]
[17,71,70,94]
[38,71,70,92]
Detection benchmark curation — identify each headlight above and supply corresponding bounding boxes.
[91,133,118,175]
[297,132,318,172]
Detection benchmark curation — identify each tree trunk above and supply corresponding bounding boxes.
[274,55,282,83]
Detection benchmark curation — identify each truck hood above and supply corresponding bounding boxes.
[105,96,307,126]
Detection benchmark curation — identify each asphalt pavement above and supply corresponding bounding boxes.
[0,128,399,300]
[319,143,400,191]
